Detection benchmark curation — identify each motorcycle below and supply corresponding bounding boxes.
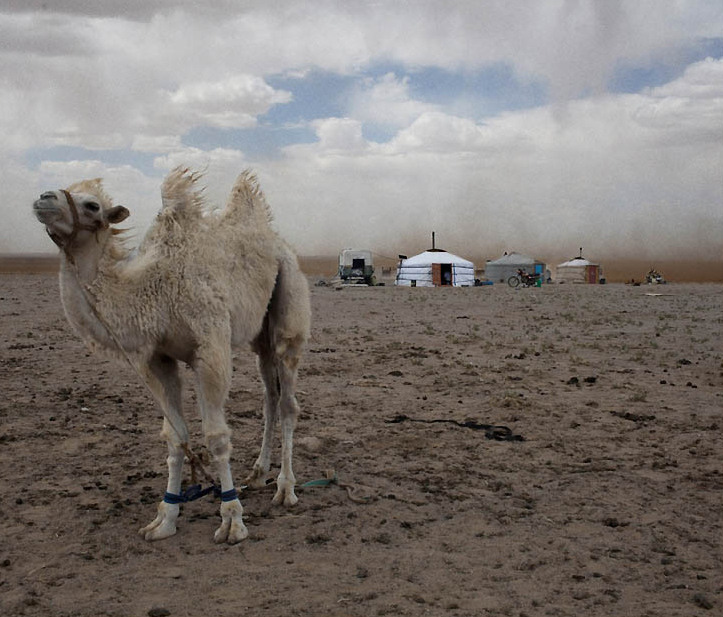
[507,269,540,288]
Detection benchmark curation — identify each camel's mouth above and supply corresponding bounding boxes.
[33,193,60,220]
[33,195,63,224]
[33,192,73,240]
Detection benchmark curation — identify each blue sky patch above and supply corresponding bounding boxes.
[183,124,317,159]
[610,37,723,93]
[266,70,356,124]
[404,64,548,117]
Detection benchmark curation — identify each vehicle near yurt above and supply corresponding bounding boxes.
[484,252,547,284]
[338,249,375,285]
[555,249,604,284]
[395,234,475,287]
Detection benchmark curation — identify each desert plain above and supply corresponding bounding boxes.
[0,270,721,616]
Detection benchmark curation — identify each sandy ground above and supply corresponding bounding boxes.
[0,273,720,617]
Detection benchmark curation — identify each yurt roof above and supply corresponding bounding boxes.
[486,252,537,266]
[402,250,473,267]
[557,257,598,268]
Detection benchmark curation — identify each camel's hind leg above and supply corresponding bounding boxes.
[246,259,309,507]
[245,342,279,489]
[272,342,303,506]
[246,335,302,507]
[137,354,188,541]
[194,336,248,544]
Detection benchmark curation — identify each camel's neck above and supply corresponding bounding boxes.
[61,248,99,285]
[58,233,130,350]
[60,232,122,285]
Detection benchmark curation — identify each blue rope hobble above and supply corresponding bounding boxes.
[163,483,238,504]
[219,488,238,502]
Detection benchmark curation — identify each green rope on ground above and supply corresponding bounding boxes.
[300,469,338,488]
[299,469,371,504]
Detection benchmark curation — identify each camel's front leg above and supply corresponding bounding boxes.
[139,426,184,541]
[196,346,248,544]
[207,431,248,544]
[136,354,188,541]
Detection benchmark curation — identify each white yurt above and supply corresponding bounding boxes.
[484,252,547,284]
[556,250,603,284]
[395,250,475,287]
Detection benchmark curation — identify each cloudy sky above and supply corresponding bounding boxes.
[2,0,722,263]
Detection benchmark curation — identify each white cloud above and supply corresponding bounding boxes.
[167,76,292,130]
[631,57,723,143]
[2,1,719,153]
[350,73,438,130]
[153,147,248,173]
[1,1,722,263]
[650,56,723,98]
[131,135,183,153]
[262,54,723,260]
[312,118,368,153]
[387,112,487,153]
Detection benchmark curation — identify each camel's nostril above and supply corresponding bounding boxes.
[40,192,57,200]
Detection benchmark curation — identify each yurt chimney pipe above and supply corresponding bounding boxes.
[432,231,436,250]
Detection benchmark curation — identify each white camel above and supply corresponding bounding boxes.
[33,167,311,544]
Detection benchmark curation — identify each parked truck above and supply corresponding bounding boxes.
[338,249,375,285]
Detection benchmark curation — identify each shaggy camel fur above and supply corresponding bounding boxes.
[32,167,311,544]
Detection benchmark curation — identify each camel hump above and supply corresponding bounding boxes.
[223,170,273,226]
[160,167,206,223]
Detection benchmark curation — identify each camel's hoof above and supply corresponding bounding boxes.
[244,466,272,490]
[273,483,298,507]
[139,502,179,541]
[214,500,248,544]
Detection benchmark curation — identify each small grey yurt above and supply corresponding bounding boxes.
[484,252,547,284]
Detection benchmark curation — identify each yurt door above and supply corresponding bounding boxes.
[587,265,598,284]
[432,263,442,286]
[433,263,452,286]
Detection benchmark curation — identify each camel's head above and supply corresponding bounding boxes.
[33,179,130,251]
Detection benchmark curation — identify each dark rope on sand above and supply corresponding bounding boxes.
[386,414,524,442]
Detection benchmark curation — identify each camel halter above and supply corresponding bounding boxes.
[46,190,107,263]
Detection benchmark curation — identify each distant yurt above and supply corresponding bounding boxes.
[396,250,475,287]
[485,252,547,284]
[396,234,475,287]
[556,249,603,284]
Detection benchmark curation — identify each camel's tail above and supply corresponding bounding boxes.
[222,170,273,226]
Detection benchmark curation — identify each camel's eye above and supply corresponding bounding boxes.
[85,202,100,213]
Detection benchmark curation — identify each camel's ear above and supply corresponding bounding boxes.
[107,205,130,224]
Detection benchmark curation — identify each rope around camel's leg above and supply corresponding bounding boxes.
[139,420,185,541]
[195,345,248,544]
